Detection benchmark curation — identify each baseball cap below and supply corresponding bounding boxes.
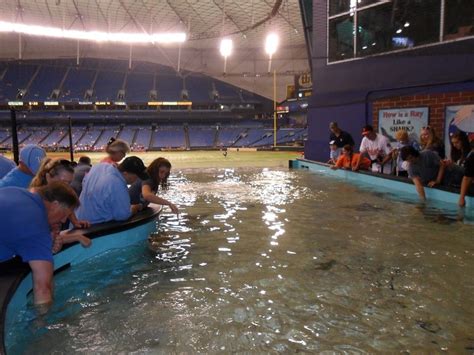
[20,144,46,175]
[119,156,149,180]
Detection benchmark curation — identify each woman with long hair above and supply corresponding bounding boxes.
[30,158,91,229]
[433,130,472,190]
[129,157,179,214]
[419,126,445,159]
[449,130,470,165]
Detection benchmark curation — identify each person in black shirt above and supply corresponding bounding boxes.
[329,122,355,148]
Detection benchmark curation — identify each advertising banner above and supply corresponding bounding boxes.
[378,107,428,146]
[444,104,474,158]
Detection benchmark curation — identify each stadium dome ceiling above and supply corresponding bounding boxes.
[0,0,310,100]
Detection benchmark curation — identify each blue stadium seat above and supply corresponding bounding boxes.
[0,63,38,101]
[61,68,96,102]
[188,127,216,147]
[26,66,66,101]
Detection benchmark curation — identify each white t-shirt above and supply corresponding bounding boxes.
[360,133,392,174]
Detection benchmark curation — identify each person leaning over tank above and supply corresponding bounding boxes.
[101,138,130,165]
[0,182,84,309]
[75,156,149,224]
[128,157,179,215]
[431,131,470,191]
[331,144,371,171]
[400,146,462,201]
[353,125,392,174]
[30,158,91,230]
[389,129,421,177]
[0,144,46,188]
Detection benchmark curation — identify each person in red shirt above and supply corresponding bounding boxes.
[332,144,371,171]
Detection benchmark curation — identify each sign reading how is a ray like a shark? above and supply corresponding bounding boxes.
[378,107,428,147]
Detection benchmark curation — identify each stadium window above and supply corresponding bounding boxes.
[444,0,474,40]
[356,3,393,57]
[328,15,355,61]
[356,0,441,58]
[329,0,351,16]
[329,0,444,62]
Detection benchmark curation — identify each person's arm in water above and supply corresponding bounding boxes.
[458,176,472,207]
[29,260,54,311]
[142,184,179,214]
[412,176,426,200]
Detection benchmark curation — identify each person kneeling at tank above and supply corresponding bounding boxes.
[0,182,84,309]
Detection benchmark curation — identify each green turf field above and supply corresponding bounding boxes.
[5,150,302,169]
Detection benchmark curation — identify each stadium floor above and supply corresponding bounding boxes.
[4,150,302,169]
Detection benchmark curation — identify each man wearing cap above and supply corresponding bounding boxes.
[354,125,392,174]
[0,144,46,188]
[329,122,355,148]
[75,156,149,224]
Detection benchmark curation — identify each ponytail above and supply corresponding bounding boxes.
[30,157,53,188]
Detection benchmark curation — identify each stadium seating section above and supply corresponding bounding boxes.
[0,124,306,151]
[0,59,306,151]
[0,59,260,103]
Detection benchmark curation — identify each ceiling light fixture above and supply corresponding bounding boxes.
[220,38,233,74]
[265,33,279,72]
[0,20,186,44]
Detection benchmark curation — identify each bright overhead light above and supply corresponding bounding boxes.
[220,39,233,57]
[265,33,279,56]
[0,20,186,44]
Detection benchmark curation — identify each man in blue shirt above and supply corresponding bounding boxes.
[76,156,149,224]
[0,144,46,188]
[0,182,80,307]
[0,155,16,178]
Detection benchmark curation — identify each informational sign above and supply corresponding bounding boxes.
[444,104,474,158]
[378,107,428,146]
[296,73,312,89]
[295,73,312,99]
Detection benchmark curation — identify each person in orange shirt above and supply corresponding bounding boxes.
[331,144,371,171]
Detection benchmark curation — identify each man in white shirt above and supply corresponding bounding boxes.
[353,125,393,174]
